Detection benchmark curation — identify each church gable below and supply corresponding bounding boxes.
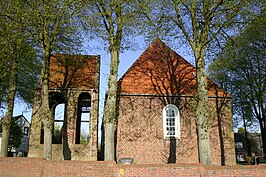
[119,39,226,97]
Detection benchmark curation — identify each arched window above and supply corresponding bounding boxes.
[163,104,180,139]
[76,93,91,144]
[53,103,65,144]
[50,92,65,144]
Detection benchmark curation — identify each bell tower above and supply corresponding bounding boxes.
[28,54,100,160]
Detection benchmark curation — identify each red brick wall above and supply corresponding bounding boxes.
[0,158,265,177]
[0,158,43,177]
[49,54,100,89]
[116,95,236,165]
[0,158,114,177]
[204,165,266,177]
[114,163,204,176]
[116,96,199,164]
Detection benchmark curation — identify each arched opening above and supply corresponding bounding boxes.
[76,92,91,144]
[53,103,65,144]
[163,104,180,139]
[40,92,65,144]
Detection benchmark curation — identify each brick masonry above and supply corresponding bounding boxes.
[0,158,266,177]
[116,95,235,165]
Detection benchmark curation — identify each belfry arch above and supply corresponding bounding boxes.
[49,92,65,144]
[76,92,91,144]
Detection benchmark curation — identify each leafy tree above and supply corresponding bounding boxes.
[208,10,266,156]
[0,41,40,157]
[84,0,140,160]
[80,131,89,145]
[16,45,41,106]
[52,123,62,144]
[0,52,18,157]
[8,120,23,151]
[21,0,84,160]
[237,127,261,163]
[0,0,40,157]
[0,56,9,111]
[143,0,262,165]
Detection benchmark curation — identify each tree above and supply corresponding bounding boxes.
[21,0,84,159]
[237,127,261,164]
[8,120,23,152]
[0,56,9,111]
[208,9,266,156]
[84,0,140,160]
[0,40,40,157]
[52,123,62,144]
[0,0,40,157]
[144,0,262,165]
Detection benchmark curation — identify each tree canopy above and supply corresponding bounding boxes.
[1,0,85,158]
[82,0,145,160]
[0,0,41,111]
[208,9,266,155]
[0,0,41,157]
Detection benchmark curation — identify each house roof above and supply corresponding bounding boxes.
[0,115,29,133]
[118,39,227,97]
[234,133,262,154]
[49,54,100,90]
[13,115,30,124]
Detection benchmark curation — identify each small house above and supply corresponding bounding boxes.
[0,115,30,157]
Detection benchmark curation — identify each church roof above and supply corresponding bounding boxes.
[118,39,227,97]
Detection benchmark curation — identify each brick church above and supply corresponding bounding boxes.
[116,39,235,165]
[28,39,235,165]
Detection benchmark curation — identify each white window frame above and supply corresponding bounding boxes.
[236,142,243,148]
[163,104,180,139]
[236,154,245,162]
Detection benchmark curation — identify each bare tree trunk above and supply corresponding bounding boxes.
[258,119,266,157]
[39,47,53,160]
[0,48,19,157]
[216,98,225,165]
[262,128,266,157]
[261,108,266,157]
[195,48,212,166]
[104,122,116,160]
[62,90,71,160]
[42,110,53,159]
[95,0,123,161]
[104,48,119,161]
